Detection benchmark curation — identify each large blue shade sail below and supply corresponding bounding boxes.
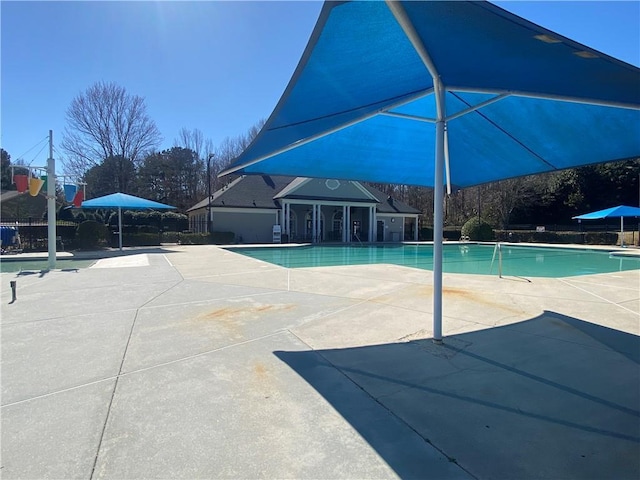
[220,0,639,342]
[222,1,640,187]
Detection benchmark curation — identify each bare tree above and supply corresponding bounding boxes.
[210,119,266,191]
[61,81,162,177]
[175,128,205,160]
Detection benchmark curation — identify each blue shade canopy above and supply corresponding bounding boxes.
[574,205,640,220]
[222,0,640,187]
[81,193,176,210]
[220,0,640,342]
[81,193,175,251]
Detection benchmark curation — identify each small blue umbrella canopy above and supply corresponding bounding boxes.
[81,193,176,250]
[221,0,640,341]
[573,205,640,246]
[573,205,640,220]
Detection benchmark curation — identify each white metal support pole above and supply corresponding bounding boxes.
[433,81,446,344]
[118,207,123,251]
[386,0,446,343]
[47,130,56,270]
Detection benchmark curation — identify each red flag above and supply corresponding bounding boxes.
[73,189,84,207]
[14,174,28,193]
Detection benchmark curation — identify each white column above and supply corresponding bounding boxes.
[312,204,317,243]
[318,204,323,242]
[319,204,323,242]
[342,205,347,242]
[345,206,351,243]
[414,215,419,241]
[287,203,291,239]
[369,206,374,243]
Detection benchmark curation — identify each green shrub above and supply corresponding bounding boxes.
[461,217,494,241]
[113,210,188,232]
[419,227,433,241]
[178,233,210,245]
[174,231,235,245]
[161,231,181,243]
[137,225,159,234]
[443,229,462,241]
[76,220,108,249]
[210,231,235,245]
[122,233,161,247]
[495,230,619,245]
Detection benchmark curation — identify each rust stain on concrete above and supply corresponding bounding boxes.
[194,304,296,330]
[443,286,522,315]
[373,285,522,316]
[253,363,268,378]
[197,303,296,323]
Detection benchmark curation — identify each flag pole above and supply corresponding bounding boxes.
[47,130,56,270]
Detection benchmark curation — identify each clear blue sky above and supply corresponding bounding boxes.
[2,1,638,170]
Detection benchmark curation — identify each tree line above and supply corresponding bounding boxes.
[2,81,638,227]
[371,159,639,228]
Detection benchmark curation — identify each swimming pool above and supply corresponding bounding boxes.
[0,258,96,273]
[225,244,640,278]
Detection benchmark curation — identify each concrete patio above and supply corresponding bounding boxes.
[1,244,638,479]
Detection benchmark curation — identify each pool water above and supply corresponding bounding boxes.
[0,258,96,273]
[226,244,640,278]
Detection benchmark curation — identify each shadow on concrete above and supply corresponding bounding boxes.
[275,311,640,479]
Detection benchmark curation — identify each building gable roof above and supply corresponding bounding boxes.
[187,175,420,215]
[187,175,295,212]
[276,177,379,203]
[361,184,421,214]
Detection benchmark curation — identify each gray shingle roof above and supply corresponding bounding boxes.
[188,176,295,211]
[188,175,420,215]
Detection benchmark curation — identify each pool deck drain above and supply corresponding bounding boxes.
[1,244,638,479]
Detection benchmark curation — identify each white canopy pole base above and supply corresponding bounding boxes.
[432,82,446,344]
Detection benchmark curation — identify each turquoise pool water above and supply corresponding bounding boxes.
[226,244,640,277]
[0,258,96,273]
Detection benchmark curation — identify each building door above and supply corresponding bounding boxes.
[377,220,385,242]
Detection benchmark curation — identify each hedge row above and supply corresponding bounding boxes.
[495,230,619,245]
[420,226,622,245]
[104,231,236,248]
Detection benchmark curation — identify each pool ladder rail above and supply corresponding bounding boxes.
[489,242,503,278]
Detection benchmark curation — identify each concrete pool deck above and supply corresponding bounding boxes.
[1,244,639,479]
